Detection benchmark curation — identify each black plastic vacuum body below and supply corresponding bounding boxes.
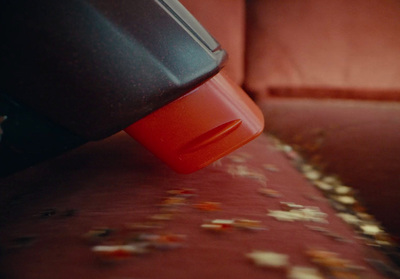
[0,0,226,177]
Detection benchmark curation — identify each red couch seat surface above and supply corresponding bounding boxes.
[0,132,392,279]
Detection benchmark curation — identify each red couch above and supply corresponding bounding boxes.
[1,1,399,278]
[183,0,400,237]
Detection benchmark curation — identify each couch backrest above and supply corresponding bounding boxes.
[181,0,400,100]
[180,0,245,85]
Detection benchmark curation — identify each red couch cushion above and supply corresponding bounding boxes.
[244,0,400,99]
[0,132,393,279]
[260,97,400,236]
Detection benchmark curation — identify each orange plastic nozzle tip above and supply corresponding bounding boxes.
[124,72,264,173]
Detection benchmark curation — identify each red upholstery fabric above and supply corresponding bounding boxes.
[243,0,400,238]
[260,97,400,236]
[180,0,245,85]
[0,132,389,278]
[244,0,400,99]
[268,87,400,102]
[1,2,399,278]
